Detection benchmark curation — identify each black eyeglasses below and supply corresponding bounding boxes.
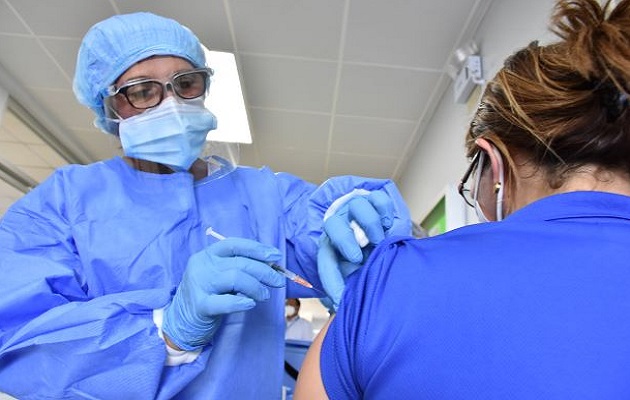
[106,67,214,110]
[457,150,482,208]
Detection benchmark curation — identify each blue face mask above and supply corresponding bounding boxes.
[118,98,217,171]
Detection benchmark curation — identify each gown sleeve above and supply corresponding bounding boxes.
[275,172,411,299]
[0,170,203,399]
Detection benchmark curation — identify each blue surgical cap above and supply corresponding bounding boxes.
[73,12,206,134]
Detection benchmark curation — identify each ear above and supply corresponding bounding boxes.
[474,137,503,191]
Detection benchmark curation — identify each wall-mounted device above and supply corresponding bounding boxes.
[453,55,483,104]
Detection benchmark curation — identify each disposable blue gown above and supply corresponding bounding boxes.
[0,156,409,399]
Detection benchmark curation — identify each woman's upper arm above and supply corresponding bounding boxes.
[294,316,334,400]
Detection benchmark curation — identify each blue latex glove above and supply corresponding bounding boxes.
[317,234,374,311]
[162,238,286,351]
[318,190,394,309]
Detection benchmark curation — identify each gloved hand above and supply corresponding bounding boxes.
[162,237,286,351]
[318,190,395,309]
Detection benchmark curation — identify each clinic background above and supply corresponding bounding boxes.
[0,0,557,383]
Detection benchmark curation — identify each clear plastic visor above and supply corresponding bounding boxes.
[199,140,240,182]
[104,67,213,121]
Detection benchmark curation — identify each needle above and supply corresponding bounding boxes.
[205,227,316,290]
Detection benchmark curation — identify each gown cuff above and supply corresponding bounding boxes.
[153,308,201,366]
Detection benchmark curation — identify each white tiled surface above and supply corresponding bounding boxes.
[0,0,493,186]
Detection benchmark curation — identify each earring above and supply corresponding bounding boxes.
[493,182,502,194]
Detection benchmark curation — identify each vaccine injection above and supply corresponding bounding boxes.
[205,227,315,289]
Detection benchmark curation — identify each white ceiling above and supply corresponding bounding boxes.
[0,0,493,195]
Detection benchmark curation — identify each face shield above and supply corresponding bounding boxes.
[104,65,240,176]
[73,12,207,135]
[200,140,240,181]
[103,67,214,131]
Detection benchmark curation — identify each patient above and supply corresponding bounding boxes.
[295,0,630,398]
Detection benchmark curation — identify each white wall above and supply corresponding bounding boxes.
[399,0,557,222]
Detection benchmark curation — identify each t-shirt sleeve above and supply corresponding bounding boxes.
[319,237,410,398]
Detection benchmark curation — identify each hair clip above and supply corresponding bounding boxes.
[598,82,628,122]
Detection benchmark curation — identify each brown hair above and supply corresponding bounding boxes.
[467,0,630,188]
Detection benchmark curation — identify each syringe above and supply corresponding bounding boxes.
[205,227,315,289]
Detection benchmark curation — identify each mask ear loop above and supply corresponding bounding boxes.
[492,145,505,221]
[472,150,489,223]
[106,107,123,121]
[472,145,505,222]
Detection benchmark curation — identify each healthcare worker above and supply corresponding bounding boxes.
[295,0,630,398]
[285,298,315,341]
[0,12,410,399]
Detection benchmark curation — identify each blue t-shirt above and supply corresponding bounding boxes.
[322,191,630,399]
